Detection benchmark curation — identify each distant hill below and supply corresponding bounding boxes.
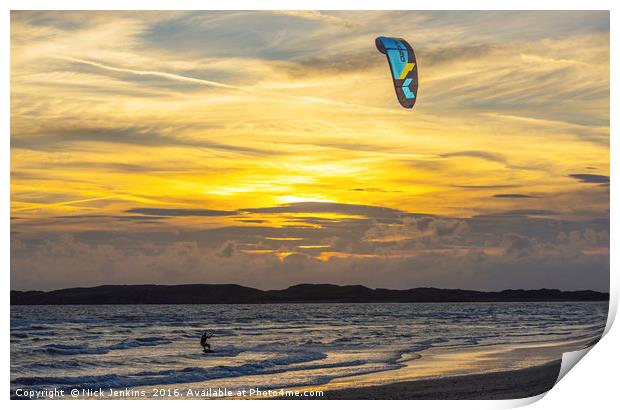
[10,284,609,305]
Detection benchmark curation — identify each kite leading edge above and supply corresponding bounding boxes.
[375,36,418,109]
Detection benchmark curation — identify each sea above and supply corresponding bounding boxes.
[10,302,608,398]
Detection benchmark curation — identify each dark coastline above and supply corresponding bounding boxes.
[10,283,609,305]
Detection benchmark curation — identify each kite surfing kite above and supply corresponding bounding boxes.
[375,36,418,109]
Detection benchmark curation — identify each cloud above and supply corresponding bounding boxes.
[363,216,468,247]
[493,194,538,198]
[56,214,168,221]
[11,193,609,292]
[121,202,418,222]
[11,225,609,292]
[241,202,413,220]
[569,173,610,185]
[475,209,556,218]
[12,126,277,155]
[269,11,355,28]
[218,240,238,258]
[236,219,267,224]
[57,56,246,90]
[440,151,507,163]
[12,196,119,212]
[424,43,497,66]
[453,184,522,189]
[501,233,537,257]
[126,208,237,217]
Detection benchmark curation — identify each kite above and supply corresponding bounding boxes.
[375,36,418,109]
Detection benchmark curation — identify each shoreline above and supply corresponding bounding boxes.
[144,337,594,400]
[319,360,561,400]
[273,336,596,400]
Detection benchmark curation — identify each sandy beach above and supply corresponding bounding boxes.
[321,360,560,400]
[274,336,595,400]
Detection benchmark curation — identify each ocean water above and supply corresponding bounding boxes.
[11,302,608,397]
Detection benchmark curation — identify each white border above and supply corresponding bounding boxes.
[3,1,617,409]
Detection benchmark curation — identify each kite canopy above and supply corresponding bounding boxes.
[375,36,418,109]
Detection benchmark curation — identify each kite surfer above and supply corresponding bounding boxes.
[201,330,214,353]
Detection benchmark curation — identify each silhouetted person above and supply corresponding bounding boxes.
[201,330,213,352]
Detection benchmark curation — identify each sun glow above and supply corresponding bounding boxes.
[277,195,334,204]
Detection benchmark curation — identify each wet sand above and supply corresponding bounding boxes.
[322,360,561,400]
[276,337,596,400]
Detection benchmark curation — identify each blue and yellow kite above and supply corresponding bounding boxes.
[375,36,418,109]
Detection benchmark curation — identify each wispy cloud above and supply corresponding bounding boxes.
[57,56,246,90]
[493,194,538,199]
[126,208,237,217]
[12,196,119,212]
[270,11,355,27]
[440,151,507,163]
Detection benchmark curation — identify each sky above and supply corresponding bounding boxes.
[10,11,609,291]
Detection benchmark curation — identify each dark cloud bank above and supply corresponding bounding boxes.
[11,202,609,292]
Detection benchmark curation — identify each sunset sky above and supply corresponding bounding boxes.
[11,11,609,291]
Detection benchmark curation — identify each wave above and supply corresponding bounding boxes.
[108,337,172,350]
[42,344,110,356]
[17,359,102,372]
[39,337,173,356]
[12,331,56,339]
[12,344,428,393]
[12,350,332,390]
